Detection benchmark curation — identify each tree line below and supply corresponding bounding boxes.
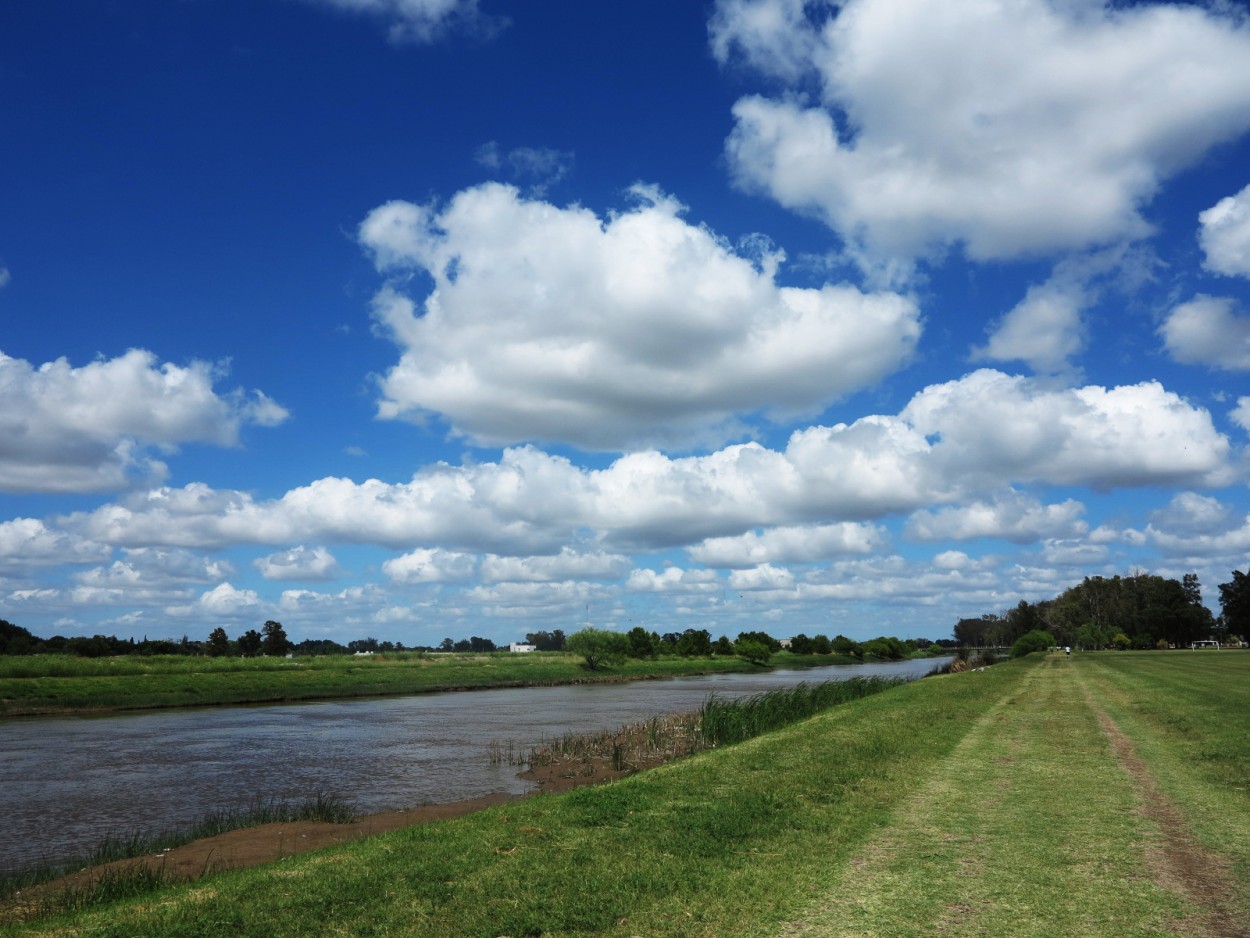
[954,569,1250,651]
[0,617,951,663]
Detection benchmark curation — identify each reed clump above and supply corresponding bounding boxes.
[698,676,907,746]
[515,676,909,781]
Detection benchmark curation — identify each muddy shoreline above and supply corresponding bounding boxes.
[3,733,671,919]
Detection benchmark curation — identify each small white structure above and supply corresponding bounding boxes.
[1191,640,1221,650]
[509,642,537,653]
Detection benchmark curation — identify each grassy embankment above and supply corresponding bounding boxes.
[5,651,1245,937]
[0,650,882,717]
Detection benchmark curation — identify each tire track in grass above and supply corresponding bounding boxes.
[777,658,1197,938]
[1074,672,1248,938]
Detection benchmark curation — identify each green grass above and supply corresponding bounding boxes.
[0,651,796,716]
[7,652,1243,937]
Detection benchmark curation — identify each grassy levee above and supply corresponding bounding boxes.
[1,651,822,717]
[779,651,1250,938]
[3,660,1010,936]
[8,653,1243,937]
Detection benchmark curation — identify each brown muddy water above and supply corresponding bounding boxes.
[0,658,946,873]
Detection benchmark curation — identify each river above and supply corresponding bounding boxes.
[0,658,945,873]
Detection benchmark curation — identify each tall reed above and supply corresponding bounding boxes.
[519,676,911,781]
[698,676,907,747]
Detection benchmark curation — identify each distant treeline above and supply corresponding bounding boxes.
[955,569,1250,651]
[0,619,956,660]
[0,619,473,658]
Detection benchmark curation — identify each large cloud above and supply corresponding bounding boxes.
[901,370,1232,489]
[0,349,287,494]
[359,183,921,450]
[60,371,1233,554]
[715,0,1250,265]
[1199,183,1250,278]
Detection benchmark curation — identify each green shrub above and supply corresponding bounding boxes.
[566,628,630,670]
[735,640,771,666]
[1009,629,1056,658]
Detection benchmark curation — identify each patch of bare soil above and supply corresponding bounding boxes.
[1094,709,1248,938]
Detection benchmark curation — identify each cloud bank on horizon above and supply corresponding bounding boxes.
[1,0,1249,645]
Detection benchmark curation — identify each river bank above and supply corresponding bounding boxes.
[2,659,947,878]
[2,754,619,920]
[9,654,1247,937]
[0,649,909,718]
[4,679,877,919]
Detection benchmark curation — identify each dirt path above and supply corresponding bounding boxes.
[1086,693,1247,938]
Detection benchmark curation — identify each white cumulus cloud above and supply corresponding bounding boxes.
[383,547,477,584]
[480,548,631,583]
[1160,295,1250,370]
[905,491,1087,543]
[254,546,341,582]
[688,522,887,568]
[359,182,921,450]
[0,349,288,494]
[1199,182,1250,278]
[168,582,265,619]
[901,370,1232,489]
[59,371,1234,556]
[0,518,111,568]
[716,0,1250,266]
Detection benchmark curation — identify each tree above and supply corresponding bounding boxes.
[676,628,712,657]
[0,620,41,655]
[626,626,656,659]
[736,630,780,653]
[1219,569,1250,642]
[525,630,566,652]
[450,636,495,653]
[788,633,814,655]
[712,635,734,655]
[207,627,231,657]
[861,636,905,659]
[565,627,630,670]
[261,620,290,657]
[237,629,262,657]
[831,634,861,657]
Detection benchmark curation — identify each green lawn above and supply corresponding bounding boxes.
[4,651,1246,937]
[1,650,855,717]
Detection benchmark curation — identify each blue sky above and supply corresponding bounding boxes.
[2,0,1249,647]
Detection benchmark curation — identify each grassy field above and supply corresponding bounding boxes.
[0,650,873,717]
[4,651,1245,936]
